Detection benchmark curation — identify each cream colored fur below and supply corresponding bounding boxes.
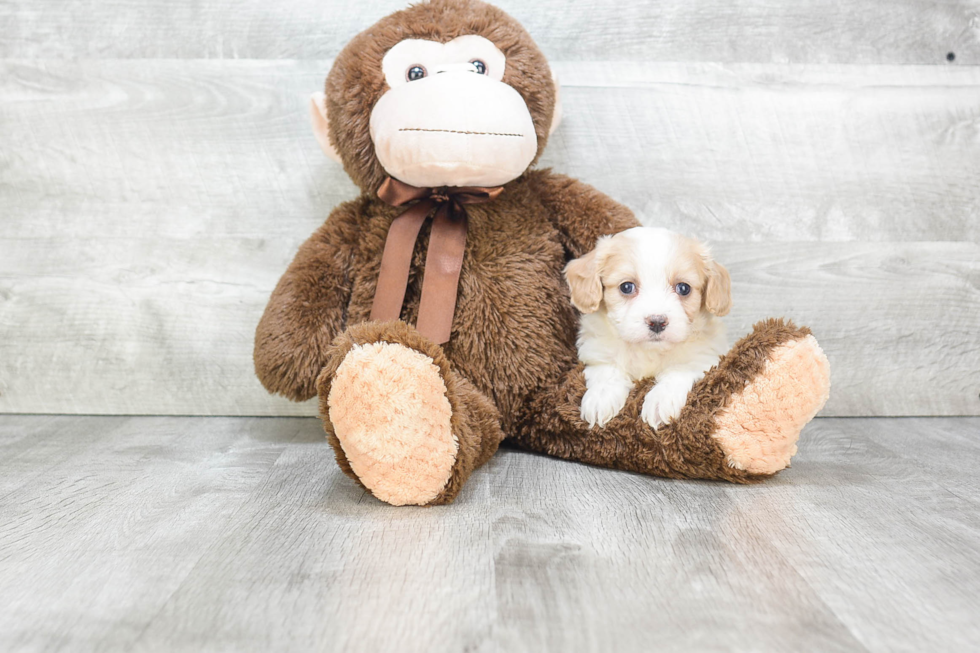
[369,70,537,187]
[328,342,458,506]
[310,34,563,184]
[714,335,831,473]
[566,227,732,429]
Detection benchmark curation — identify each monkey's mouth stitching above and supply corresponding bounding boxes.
[400,127,524,138]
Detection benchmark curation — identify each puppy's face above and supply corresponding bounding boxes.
[564,227,731,346]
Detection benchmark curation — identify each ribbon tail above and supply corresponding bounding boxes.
[370,200,432,323]
[415,205,468,345]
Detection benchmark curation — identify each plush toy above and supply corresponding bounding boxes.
[254,0,831,506]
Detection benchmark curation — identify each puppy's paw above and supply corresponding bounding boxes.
[641,378,693,429]
[580,383,630,428]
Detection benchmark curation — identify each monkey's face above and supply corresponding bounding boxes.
[316,0,559,192]
[369,36,538,188]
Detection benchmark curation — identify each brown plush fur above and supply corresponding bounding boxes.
[511,318,813,484]
[254,0,828,505]
[255,169,637,417]
[316,320,504,505]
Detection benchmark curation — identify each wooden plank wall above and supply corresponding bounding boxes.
[0,1,978,417]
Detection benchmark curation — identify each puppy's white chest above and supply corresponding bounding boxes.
[621,346,672,382]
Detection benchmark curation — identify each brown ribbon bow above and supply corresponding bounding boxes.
[370,177,503,344]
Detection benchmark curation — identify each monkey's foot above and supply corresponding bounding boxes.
[712,333,831,475]
[316,321,504,506]
[327,340,458,506]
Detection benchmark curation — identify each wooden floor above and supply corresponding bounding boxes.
[0,416,977,652]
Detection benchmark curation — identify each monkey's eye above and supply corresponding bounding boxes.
[675,282,691,296]
[619,282,636,295]
[406,65,427,82]
[470,59,487,75]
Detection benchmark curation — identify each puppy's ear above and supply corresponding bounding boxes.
[703,260,732,316]
[564,248,603,313]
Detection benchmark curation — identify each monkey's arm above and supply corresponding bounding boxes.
[253,200,362,401]
[528,170,640,258]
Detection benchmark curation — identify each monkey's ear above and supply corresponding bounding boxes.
[549,68,563,136]
[309,92,343,164]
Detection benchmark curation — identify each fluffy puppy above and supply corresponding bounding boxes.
[564,227,732,429]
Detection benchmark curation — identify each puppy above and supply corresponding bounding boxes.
[564,227,732,429]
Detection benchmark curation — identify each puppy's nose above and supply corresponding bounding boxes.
[646,315,669,334]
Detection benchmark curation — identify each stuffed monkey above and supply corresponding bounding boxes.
[255,0,831,506]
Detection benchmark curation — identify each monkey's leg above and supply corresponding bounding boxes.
[512,319,830,482]
[316,321,505,506]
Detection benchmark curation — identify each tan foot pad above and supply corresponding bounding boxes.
[328,342,458,506]
[713,335,831,475]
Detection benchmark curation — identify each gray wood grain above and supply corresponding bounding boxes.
[0,416,315,651]
[2,237,978,417]
[715,241,980,417]
[1,415,979,651]
[0,61,980,415]
[546,62,980,243]
[3,60,977,243]
[1,0,978,64]
[1,59,978,416]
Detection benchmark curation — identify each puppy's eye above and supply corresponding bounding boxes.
[470,59,487,75]
[675,282,691,296]
[619,282,636,295]
[406,65,427,81]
